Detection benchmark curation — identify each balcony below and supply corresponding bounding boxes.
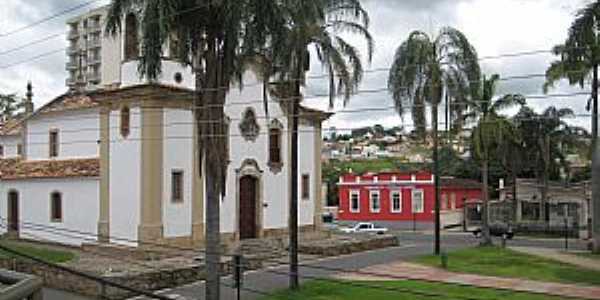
[88,39,102,49]
[88,55,102,65]
[88,22,102,33]
[87,72,101,82]
[68,30,79,40]
[66,46,79,55]
[66,61,78,70]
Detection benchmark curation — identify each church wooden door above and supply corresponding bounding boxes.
[239,176,258,239]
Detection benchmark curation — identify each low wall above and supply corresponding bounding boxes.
[0,258,214,299]
[298,234,399,256]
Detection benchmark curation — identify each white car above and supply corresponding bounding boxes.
[340,222,388,235]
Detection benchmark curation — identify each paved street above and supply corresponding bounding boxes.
[128,231,589,300]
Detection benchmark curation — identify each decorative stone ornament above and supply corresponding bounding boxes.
[239,108,260,142]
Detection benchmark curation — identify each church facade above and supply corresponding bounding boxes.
[0,6,329,247]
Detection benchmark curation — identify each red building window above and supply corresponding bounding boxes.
[390,191,402,213]
[350,190,360,213]
[412,189,424,213]
[369,191,380,213]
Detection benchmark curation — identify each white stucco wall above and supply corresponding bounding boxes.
[0,135,21,158]
[25,109,100,161]
[298,124,316,226]
[220,71,318,233]
[121,60,195,89]
[0,178,99,246]
[162,109,194,238]
[109,107,141,246]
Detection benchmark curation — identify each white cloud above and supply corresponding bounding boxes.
[0,0,594,131]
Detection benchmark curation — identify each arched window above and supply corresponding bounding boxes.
[50,192,63,223]
[120,106,130,138]
[169,32,181,60]
[124,13,139,61]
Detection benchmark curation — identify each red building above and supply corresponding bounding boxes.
[337,171,482,224]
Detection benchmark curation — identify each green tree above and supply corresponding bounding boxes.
[268,0,373,288]
[514,106,583,222]
[468,74,525,245]
[0,93,22,123]
[387,27,480,254]
[544,0,600,251]
[105,1,285,298]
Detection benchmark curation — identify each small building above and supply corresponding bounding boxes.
[337,172,482,229]
[497,178,590,237]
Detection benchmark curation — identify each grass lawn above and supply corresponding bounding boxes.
[261,280,579,300]
[0,240,75,263]
[415,246,600,286]
[576,252,600,260]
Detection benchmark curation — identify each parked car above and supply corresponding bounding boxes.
[472,225,514,239]
[340,222,388,235]
[322,212,334,223]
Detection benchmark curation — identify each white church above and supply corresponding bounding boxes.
[0,6,329,247]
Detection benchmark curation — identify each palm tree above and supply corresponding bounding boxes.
[387,27,481,254]
[468,74,525,246]
[105,1,284,298]
[514,106,582,223]
[267,0,373,288]
[0,93,22,123]
[544,0,600,251]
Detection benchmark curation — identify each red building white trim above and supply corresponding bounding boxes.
[337,172,482,223]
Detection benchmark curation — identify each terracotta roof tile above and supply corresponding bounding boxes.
[0,158,99,180]
[0,117,24,136]
[37,93,99,115]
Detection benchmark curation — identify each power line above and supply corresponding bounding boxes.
[0,33,65,56]
[0,48,65,69]
[0,0,105,38]
[2,114,589,148]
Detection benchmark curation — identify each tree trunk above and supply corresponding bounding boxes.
[512,172,518,223]
[592,63,600,253]
[481,158,492,246]
[540,136,550,224]
[432,102,441,255]
[204,35,222,300]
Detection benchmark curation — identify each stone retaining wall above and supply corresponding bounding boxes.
[0,258,216,299]
[298,234,399,256]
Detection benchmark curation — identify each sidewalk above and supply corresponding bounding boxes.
[510,246,600,271]
[335,262,600,300]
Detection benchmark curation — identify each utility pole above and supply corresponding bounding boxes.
[592,62,600,253]
[431,46,441,256]
[289,62,301,289]
[433,101,441,255]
